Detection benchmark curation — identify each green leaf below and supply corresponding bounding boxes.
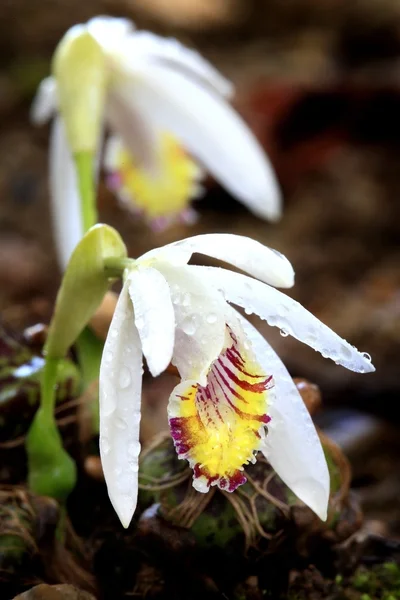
[45,224,127,359]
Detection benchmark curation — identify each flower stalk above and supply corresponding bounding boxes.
[75,151,97,232]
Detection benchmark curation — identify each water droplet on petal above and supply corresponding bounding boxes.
[119,366,131,389]
[116,417,127,430]
[128,441,141,457]
[361,352,372,362]
[244,307,252,315]
[132,412,141,425]
[206,312,217,324]
[105,351,113,363]
[182,315,198,336]
[101,437,110,455]
[182,292,191,307]
[280,328,289,337]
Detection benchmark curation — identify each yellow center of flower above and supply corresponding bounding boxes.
[107,133,202,221]
[169,327,272,492]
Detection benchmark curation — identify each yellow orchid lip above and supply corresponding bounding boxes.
[105,132,203,228]
[169,326,273,493]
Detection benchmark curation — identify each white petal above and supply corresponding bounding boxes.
[99,281,142,528]
[190,266,375,374]
[87,16,135,55]
[106,91,158,173]
[140,234,294,288]
[31,76,57,125]
[114,66,281,221]
[122,32,233,98]
[127,266,175,377]
[49,117,84,270]
[153,262,226,385]
[230,311,330,520]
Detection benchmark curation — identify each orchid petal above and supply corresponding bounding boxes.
[49,117,83,270]
[127,266,175,377]
[114,66,281,221]
[105,91,158,173]
[122,31,233,98]
[87,16,135,55]
[190,266,375,374]
[153,262,226,385]
[231,311,329,520]
[31,76,57,125]
[99,281,142,528]
[141,234,294,288]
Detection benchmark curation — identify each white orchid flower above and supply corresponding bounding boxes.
[32,16,281,268]
[98,233,375,528]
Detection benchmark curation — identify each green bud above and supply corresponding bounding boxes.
[53,25,107,153]
[45,224,127,360]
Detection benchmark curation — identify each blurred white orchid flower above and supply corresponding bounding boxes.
[98,233,375,528]
[32,16,281,268]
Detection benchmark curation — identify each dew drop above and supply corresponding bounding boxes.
[244,307,252,315]
[119,366,131,389]
[116,417,128,430]
[206,312,217,324]
[105,350,113,363]
[101,437,110,455]
[280,328,289,337]
[182,316,197,336]
[128,441,141,457]
[182,292,191,307]
[361,352,372,362]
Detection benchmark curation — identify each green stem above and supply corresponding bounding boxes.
[75,151,96,232]
[104,256,135,278]
[40,356,61,418]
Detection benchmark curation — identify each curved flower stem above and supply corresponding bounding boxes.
[75,151,97,232]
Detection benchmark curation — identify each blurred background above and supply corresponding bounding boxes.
[1,0,400,541]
